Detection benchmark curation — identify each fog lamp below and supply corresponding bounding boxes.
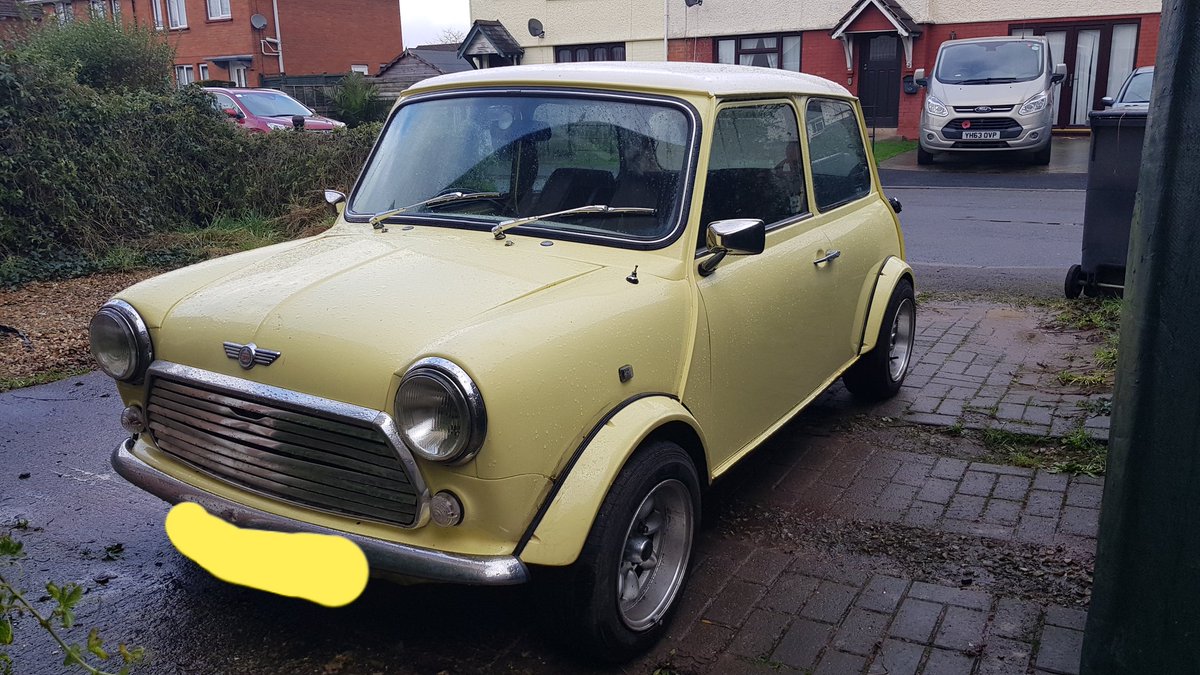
[430,491,464,527]
[120,405,147,434]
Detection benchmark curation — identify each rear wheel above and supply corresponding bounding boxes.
[917,145,935,165]
[843,278,916,401]
[543,441,700,662]
[1064,264,1083,299]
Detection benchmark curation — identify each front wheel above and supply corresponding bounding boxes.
[1031,143,1052,166]
[843,278,916,401]
[917,145,935,165]
[543,441,700,662]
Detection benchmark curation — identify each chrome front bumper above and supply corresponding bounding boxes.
[112,440,530,586]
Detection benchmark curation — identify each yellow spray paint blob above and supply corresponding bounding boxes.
[164,502,369,608]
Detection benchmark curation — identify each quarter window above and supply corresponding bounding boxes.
[700,103,807,240]
[555,43,626,63]
[805,98,872,211]
[206,0,230,20]
[715,34,801,71]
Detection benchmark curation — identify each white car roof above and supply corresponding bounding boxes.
[404,62,853,100]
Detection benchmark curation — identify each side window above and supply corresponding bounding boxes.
[700,103,807,246]
[805,98,872,210]
[213,93,237,112]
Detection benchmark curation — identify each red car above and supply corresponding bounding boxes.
[205,87,346,133]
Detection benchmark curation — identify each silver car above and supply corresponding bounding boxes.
[915,36,1066,166]
[1103,66,1154,111]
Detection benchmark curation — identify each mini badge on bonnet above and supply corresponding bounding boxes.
[223,342,281,370]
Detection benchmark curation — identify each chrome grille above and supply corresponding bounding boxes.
[145,366,423,527]
[953,105,1015,113]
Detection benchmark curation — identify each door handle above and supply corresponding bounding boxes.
[813,250,841,265]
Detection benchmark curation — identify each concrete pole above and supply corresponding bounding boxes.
[1080,0,1200,672]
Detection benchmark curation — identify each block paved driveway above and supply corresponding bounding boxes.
[0,300,1105,674]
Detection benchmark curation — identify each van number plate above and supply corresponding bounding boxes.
[962,131,1001,140]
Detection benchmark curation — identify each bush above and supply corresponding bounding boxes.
[329,72,386,127]
[14,17,174,93]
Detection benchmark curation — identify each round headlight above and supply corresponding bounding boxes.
[395,358,486,464]
[89,300,152,382]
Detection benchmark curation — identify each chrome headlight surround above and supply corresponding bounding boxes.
[394,357,487,465]
[1019,92,1049,116]
[924,94,949,117]
[88,299,152,383]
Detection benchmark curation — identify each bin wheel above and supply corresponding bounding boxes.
[1065,264,1083,299]
[917,145,935,165]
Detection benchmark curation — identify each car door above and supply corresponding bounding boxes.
[691,100,842,472]
[802,97,898,367]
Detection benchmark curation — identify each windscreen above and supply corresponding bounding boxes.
[236,91,313,117]
[1120,72,1153,103]
[349,94,692,243]
[935,40,1045,85]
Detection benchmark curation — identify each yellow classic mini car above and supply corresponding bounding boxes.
[92,62,914,659]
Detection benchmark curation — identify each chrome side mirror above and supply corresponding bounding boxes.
[1052,63,1067,85]
[324,189,346,215]
[913,68,927,88]
[698,218,765,277]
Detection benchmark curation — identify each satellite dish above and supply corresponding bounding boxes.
[250,13,268,30]
[684,0,702,6]
[528,18,545,38]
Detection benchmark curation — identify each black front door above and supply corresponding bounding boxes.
[858,34,901,128]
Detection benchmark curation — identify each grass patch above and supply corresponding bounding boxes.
[0,368,91,393]
[1043,297,1123,393]
[872,139,918,163]
[980,426,1106,476]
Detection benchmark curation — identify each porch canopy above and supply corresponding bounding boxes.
[458,19,524,69]
[830,0,922,70]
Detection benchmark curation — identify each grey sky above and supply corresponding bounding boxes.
[400,0,472,48]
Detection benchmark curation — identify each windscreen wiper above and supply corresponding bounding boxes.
[368,191,501,229]
[957,77,1018,84]
[491,205,657,239]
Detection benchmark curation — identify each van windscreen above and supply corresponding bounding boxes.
[935,40,1045,85]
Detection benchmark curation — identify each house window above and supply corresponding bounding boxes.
[198,64,209,80]
[206,0,230,20]
[715,34,802,71]
[110,0,120,18]
[351,64,370,75]
[53,2,73,24]
[174,65,194,88]
[230,64,248,87]
[89,0,105,18]
[152,0,186,29]
[555,42,626,63]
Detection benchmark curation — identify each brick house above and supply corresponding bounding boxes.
[467,0,1160,138]
[24,0,404,87]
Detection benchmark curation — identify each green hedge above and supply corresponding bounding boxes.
[0,49,380,260]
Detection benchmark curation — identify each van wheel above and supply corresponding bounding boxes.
[844,278,916,401]
[544,441,700,663]
[917,145,935,165]
[1031,143,1052,165]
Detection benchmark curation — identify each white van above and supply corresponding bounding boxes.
[915,37,1066,165]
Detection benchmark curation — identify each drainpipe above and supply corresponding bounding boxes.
[271,0,284,74]
[663,0,668,60]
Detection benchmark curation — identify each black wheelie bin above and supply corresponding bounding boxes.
[1065,108,1149,298]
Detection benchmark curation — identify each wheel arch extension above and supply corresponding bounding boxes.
[860,257,915,354]
[515,395,708,567]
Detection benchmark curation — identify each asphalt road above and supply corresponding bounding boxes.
[0,165,1089,673]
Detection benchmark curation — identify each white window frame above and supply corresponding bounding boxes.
[350,64,370,75]
[151,0,163,29]
[89,0,105,18]
[230,64,248,87]
[157,0,186,29]
[206,0,230,20]
[54,1,73,24]
[198,64,210,81]
[174,65,194,89]
[110,0,120,18]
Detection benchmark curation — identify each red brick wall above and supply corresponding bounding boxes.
[801,34,851,90]
[277,0,402,76]
[667,37,713,63]
[846,7,896,34]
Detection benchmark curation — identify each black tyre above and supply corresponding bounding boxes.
[1065,264,1083,299]
[917,145,935,165]
[1032,143,1052,166]
[843,278,916,401]
[543,441,700,662]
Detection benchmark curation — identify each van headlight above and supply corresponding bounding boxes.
[89,300,153,383]
[1019,92,1049,115]
[924,94,949,117]
[395,358,486,464]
